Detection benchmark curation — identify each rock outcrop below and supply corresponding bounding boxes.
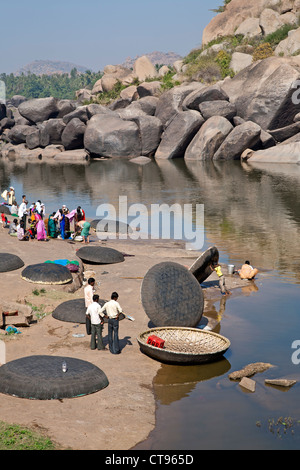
[3,36,300,164]
[202,0,300,45]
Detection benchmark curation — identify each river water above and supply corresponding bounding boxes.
[1,156,300,450]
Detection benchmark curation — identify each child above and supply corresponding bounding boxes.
[1,213,9,228]
[8,219,18,235]
[17,221,29,241]
[212,262,231,296]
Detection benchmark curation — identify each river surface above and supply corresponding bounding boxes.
[1,157,300,450]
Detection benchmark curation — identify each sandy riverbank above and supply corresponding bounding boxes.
[0,214,252,450]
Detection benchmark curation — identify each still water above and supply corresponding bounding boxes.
[1,157,300,450]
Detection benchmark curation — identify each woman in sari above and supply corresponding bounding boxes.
[47,213,58,238]
[35,212,47,241]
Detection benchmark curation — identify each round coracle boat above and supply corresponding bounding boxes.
[137,327,230,365]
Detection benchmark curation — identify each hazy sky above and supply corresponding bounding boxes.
[0,0,221,73]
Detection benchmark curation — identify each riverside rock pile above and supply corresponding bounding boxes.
[2,56,300,163]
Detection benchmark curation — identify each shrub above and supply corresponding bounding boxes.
[252,43,274,62]
[215,50,235,78]
[263,23,298,48]
[185,55,223,83]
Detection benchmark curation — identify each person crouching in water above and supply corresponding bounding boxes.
[239,261,259,280]
[211,262,231,296]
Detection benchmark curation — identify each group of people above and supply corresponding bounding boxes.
[1,186,91,243]
[84,278,123,354]
[212,260,259,296]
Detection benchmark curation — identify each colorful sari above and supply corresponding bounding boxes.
[36,213,47,241]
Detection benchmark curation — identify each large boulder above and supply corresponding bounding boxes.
[86,103,116,119]
[259,8,285,35]
[222,56,300,130]
[137,96,159,116]
[247,142,300,163]
[26,129,41,150]
[128,115,163,156]
[41,118,66,145]
[117,102,147,120]
[101,65,136,92]
[56,100,77,118]
[53,149,90,162]
[101,75,118,93]
[182,84,229,111]
[230,52,253,74]
[63,106,88,124]
[137,81,163,98]
[0,104,6,121]
[155,83,205,127]
[267,122,300,142]
[75,89,92,103]
[120,85,139,102]
[275,27,300,56]
[8,125,37,145]
[213,121,262,160]
[84,114,141,158]
[10,95,27,107]
[235,17,262,38]
[0,117,15,131]
[185,115,234,161]
[155,110,204,159]
[199,100,237,121]
[61,118,86,150]
[91,79,103,95]
[12,109,31,126]
[133,55,158,82]
[18,97,58,123]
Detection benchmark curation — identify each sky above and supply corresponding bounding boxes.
[0,0,222,74]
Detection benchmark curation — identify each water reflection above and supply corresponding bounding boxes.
[153,359,231,406]
[2,157,300,278]
[2,157,300,281]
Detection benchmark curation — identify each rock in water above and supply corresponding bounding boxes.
[84,114,141,158]
[229,362,274,380]
[155,110,204,159]
[265,379,297,387]
[213,121,262,160]
[185,116,233,161]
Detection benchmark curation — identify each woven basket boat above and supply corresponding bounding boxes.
[137,327,230,364]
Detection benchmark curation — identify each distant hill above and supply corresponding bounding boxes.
[121,51,182,68]
[15,60,91,76]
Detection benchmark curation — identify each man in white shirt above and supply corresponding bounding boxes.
[100,292,123,354]
[84,277,95,335]
[18,195,28,229]
[86,294,106,350]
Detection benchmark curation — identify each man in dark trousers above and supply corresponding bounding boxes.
[86,294,106,350]
[100,292,123,354]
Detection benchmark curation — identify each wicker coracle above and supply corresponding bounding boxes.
[137,327,231,365]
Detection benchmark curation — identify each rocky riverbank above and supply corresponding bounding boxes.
[2,53,300,165]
